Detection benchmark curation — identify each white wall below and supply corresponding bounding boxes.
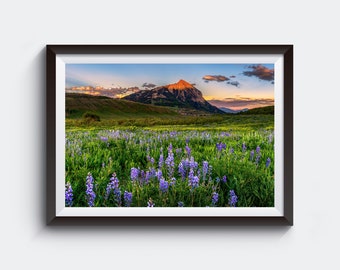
[1,1,339,269]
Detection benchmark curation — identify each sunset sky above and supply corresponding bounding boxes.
[66,63,274,110]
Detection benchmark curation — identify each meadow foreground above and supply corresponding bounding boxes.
[65,118,274,208]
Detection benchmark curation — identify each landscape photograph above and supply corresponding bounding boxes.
[65,63,275,208]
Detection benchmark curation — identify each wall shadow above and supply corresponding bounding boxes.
[36,47,291,237]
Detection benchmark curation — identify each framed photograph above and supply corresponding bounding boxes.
[46,45,293,225]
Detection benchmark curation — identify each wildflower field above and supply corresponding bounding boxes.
[65,115,275,208]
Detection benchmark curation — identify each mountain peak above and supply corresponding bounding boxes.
[167,79,194,90]
[123,79,224,114]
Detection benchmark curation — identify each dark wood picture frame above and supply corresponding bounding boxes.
[46,45,293,226]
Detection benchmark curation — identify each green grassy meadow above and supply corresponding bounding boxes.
[65,94,275,208]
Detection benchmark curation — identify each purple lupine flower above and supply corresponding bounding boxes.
[165,151,175,178]
[220,132,230,137]
[156,169,163,180]
[85,173,96,207]
[105,174,117,198]
[65,182,73,207]
[175,148,182,155]
[255,154,260,165]
[178,162,186,180]
[108,173,119,190]
[186,137,190,144]
[140,170,145,183]
[189,175,199,189]
[212,192,219,206]
[185,144,191,156]
[145,170,151,184]
[183,158,190,169]
[159,177,169,193]
[178,201,184,207]
[170,131,177,137]
[124,191,133,207]
[266,157,271,168]
[250,150,255,160]
[197,169,201,180]
[216,142,226,152]
[113,188,121,205]
[188,168,194,183]
[229,190,238,207]
[189,156,198,169]
[105,173,121,205]
[222,175,227,184]
[147,198,155,207]
[202,161,209,179]
[158,154,164,168]
[168,143,173,152]
[100,136,108,142]
[130,167,139,181]
[216,177,220,183]
[229,147,234,154]
[150,157,155,165]
[255,146,261,165]
[242,142,247,152]
[150,167,156,178]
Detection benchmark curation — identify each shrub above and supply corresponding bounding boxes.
[82,112,101,122]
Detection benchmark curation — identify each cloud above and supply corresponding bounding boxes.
[227,81,240,87]
[142,83,156,89]
[202,75,239,87]
[243,65,274,81]
[207,97,274,110]
[202,75,230,82]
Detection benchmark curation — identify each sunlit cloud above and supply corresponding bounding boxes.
[243,64,274,81]
[202,75,229,82]
[208,97,274,110]
[202,75,240,88]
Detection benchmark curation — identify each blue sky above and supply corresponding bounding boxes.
[66,63,274,109]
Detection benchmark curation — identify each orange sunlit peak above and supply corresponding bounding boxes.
[167,79,194,90]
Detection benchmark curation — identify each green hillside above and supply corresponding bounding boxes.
[238,106,274,115]
[65,93,274,131]
[66,93,179,119]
